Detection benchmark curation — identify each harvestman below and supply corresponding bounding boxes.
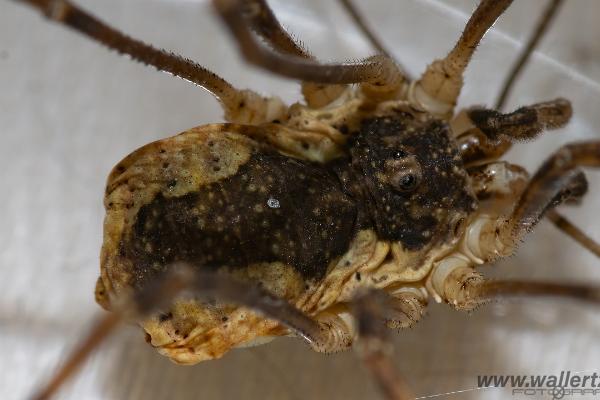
[12,0,600,399]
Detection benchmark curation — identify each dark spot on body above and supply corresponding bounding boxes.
[159,312,173,322]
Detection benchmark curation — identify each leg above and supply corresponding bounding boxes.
[469,163,587,214]
[14,0,286,125]
[495,0,565,110]
[32,264,417,400]
[435,266,600,311]
[352,290,415,400]
[414,0,513,117]
[32,266,330,400]
[453,99,572,166]
[456,102,600,258]
[243,0,309,57]
[546,210,600,258]
[213,0,406,100]
[241,0,346,107]
[465,141,600,262]
[337,0,406,75]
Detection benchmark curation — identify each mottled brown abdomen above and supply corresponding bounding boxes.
[97,124,357,308]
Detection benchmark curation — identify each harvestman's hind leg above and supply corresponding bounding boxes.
[213,0,407,102]
[33,266,416,400]
[14,0,286,124]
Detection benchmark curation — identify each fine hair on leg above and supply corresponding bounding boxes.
[213,0,405,96]
[13,0,286,124]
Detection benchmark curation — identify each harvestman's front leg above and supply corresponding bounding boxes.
[14,0,286,125]
[32,265,415,400]
[213,0,407,102]
[241,0,347,108]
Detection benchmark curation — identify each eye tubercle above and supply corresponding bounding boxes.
[385,156,422,192]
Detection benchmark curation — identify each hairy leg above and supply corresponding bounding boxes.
[460,141,600,263]
[213,0,406,100]
[453,98,572,166]
[13,0,286,124]
[435,265,600,311]
[414,0,513,117]
[241,0,346,107]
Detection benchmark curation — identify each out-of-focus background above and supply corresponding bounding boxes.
[1,0,599,399]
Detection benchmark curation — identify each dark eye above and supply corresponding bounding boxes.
[391,170,420,192]
[398,173,418,191]
[392,150,406,159]
[384,154,422,193]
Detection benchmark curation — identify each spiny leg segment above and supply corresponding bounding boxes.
[213,0,406,101]
[240,0,347,107]
[459,0,566,162]
[459,141,600,264]
[14,0,285,124]
[455,99,600,257]
[487,0,596,254]
[455,98,572,167]
[441,267,600,312]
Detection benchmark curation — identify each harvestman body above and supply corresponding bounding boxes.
[13,0,600,399]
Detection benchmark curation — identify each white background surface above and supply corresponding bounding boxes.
[1,0,600,399]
